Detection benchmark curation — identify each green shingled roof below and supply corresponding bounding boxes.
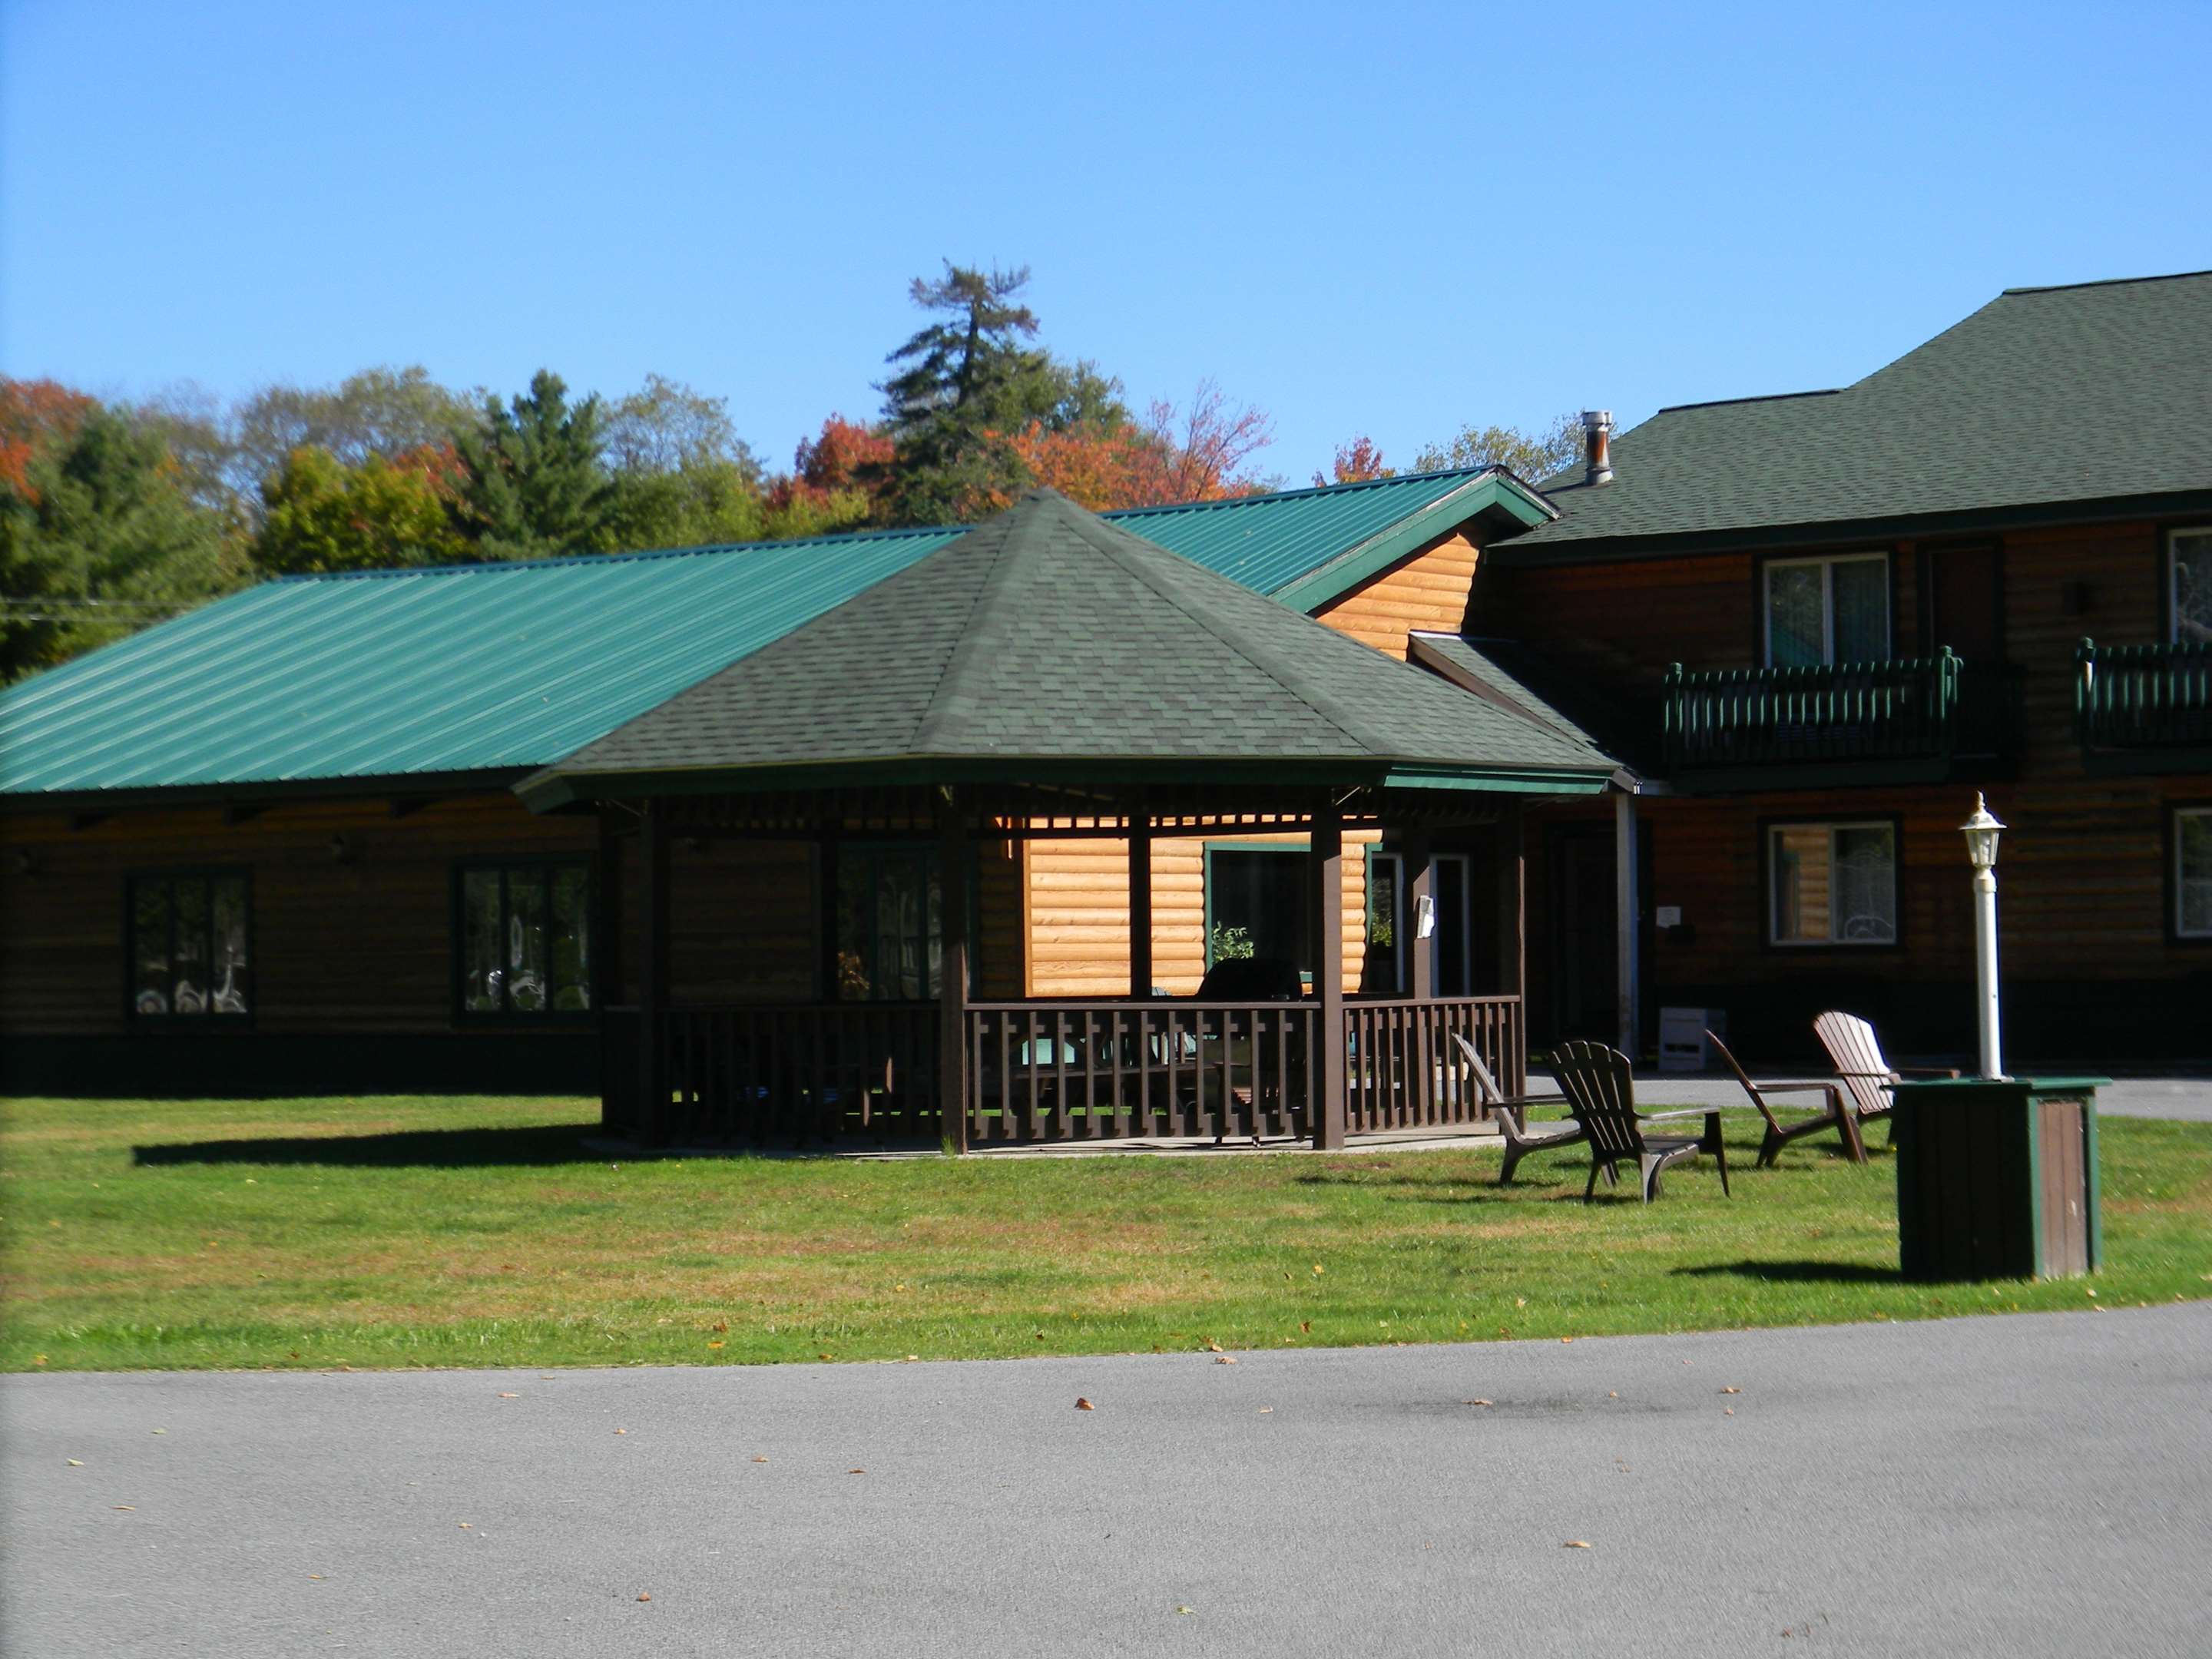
[1510,270,2212,556]
[0,466,1548,798]
[1404,631,1628,773]
[520,492,1612,808]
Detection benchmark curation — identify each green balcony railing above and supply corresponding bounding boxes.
[2075,637,2212,755]
[1663,650,1962,772]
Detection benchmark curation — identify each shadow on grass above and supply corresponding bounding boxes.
[133,1124,599,1171]
[1671,1259,1902,1286]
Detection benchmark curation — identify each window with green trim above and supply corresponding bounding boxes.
[457,862,593,1016]
[1764,554,1889,666]
[130,870,251,1018]
[1205,846,1310,975]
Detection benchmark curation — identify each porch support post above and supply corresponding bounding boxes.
[637,801,671,1147]
[1128,804,1153,998]
[1495,800,1526,1095]
[1404,829,1434,1001]
[1614,787,1640,1061]
[937,788,971,1155]
[1311,801,1346,1150]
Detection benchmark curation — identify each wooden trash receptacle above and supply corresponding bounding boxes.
[1892,1077,2105,1282]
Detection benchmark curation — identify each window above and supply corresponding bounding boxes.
[1767,822,1897,946]
[1206,846,1310,974]
[130,871,250,1018]
[2171,528,2212,645]
[458,863,592,1016]
[1764,554,1890,667]
[1364,849,1404,994]
[836,845,940,1001]
[2177,807,2212,940]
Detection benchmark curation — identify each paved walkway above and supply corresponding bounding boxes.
[5,1305,2206,1657]
[1555,1070,2212,1124]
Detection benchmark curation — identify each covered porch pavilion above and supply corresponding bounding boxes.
[518,491,1618,1153]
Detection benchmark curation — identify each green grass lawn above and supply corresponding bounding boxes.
[3,1094,2207,1373]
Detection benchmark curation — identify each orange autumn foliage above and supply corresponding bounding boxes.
[985,380,1274,512]
[0,378,100,498]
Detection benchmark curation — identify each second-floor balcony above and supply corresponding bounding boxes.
[2075,637,2212,773]
[1661,648,2016,790]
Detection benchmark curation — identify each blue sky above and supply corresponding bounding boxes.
[5,1,2209,482]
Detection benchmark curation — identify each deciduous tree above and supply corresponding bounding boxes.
[253,443,466,575]
[1409,412,1581,481]
[0,407,240,680]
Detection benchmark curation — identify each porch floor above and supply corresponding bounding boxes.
[581,1123,1506,1161]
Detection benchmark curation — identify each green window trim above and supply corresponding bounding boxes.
[452,857,595,1022]
[1202,839,1312,983]
[1763,551,1892,667]
[1365,846,1406,995]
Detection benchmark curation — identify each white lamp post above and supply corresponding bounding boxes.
[1960,793,2006,1079]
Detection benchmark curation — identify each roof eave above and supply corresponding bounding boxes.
[1269,471,1557,613]
[1493,485,2212,568]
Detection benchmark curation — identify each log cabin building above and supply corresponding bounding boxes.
[2,269,2207,1141]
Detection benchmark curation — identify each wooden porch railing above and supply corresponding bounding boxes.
[638,1002,942,1146]
[1343,996,1523,1135]
[609,995,1527,1149]
[965,995,1524,1145]
[965,1001,1320,1144]
[1663,651,1962,770]
[2076,637,2212,753]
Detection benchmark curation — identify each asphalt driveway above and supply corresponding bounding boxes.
[5,1303,2207,1657]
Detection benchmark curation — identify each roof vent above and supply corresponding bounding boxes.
[1581,410,1614,486]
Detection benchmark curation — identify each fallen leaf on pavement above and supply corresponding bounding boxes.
[458,1522,472,1529]
[1075,1398,1095,1411]
[497,1392,518,1399]
[752,1455,768,1463]
[1562,1540,1591,1549]
[1720,1386,1740,1395]
[637,1592,651,1602]
[848,1468,866,1475]
[614,1429,627,1435]
[1214,1356,1237,1365]
[1464,1399,1492,1407]
[66,1459,83,1467]
[1724,1408,1734,1416]
[1176,1605,1194,1614]
[1257,1407,1273,1414]
[112,1505,135,1512]
[308,1575,325,1581]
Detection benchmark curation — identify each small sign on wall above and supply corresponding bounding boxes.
[1655,906,1683,929]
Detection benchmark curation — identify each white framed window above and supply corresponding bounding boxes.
[2177,806,2212,939]
[1767,821,1898,946]
[2169,528,2212,645]
[1764,553,1891,667]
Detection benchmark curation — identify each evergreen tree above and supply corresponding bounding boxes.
[450,371,617,558]
[0,406,240,681]
[876,263,1120,525]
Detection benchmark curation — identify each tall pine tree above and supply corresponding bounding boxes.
[451,371,617,558]
[876,263,1119,525]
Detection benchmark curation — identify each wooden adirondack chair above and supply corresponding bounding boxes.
[1550,1038,1730,1204]
[1812,1012,1962,1149]
[1706,1029,1861,1167]
[1449,1033,1593,1185]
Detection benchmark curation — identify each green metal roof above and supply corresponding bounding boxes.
[1508,270,2212,558]
[522,492,1611,808]
[0,467,1545,798]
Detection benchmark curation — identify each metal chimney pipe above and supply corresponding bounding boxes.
[1581,410,1614,486]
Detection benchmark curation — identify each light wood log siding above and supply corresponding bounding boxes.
[1500,518,2207,1031]
[1309,530,1479,659]
[1024,829,1381,998]
[0,793,594,1037]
